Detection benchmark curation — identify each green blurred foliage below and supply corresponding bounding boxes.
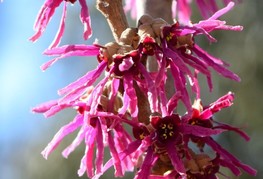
[10,1,263,179]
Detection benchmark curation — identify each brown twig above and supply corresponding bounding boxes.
[96,0,129,42]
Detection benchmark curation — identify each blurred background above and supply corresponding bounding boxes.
[0,0,262,178]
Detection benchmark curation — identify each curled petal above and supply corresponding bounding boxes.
[166,142,186,175]
[32,100,58,113]
[62,126,86,158]
[208,2,235,20]
[179,124,225,137]
[193,45,241,82]
[49,2,67,49]
[42,44,100,71]
[118,74,138,120]
[108,132,123,177]
[135,147,157,179]
[205,137,257,176]
[41,114,83,159]
[58,61,106,96]
[79,0,92,39]
[138,63,159,113]
[30,0,63,42]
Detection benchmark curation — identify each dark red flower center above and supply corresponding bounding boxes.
[151,114,181,145]
[133,125,150,140]
[112,51,140,77]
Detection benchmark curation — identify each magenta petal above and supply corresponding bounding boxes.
[41,45,100,71]
[108,78,120,112]
[49,2,67,49]
[108,132,123,177]
[84,142,96,178]
[198,109,213,120]
[58,85,87,105]
[177,0,191,24]
[155,57,167,87]
[41,114,83,159]
[170,62,192,114]
[78,152,87,176]
[213,91,234,104]
[95,120,104,175]
[166,142,186,175]
[179,124,225,136]
[30,0,63,42]
[208,2,235,20]
[62,126,86,158]
[194,19,225,31]
[193,45,241,82]
[158,81,169,116]
[219,158,241,176]
[113,124,135,171]
[205,137,257,176]
[44,44,100,56]
[83,126,97,177]
[102,140,142,175]
[79,0,92,40]
[213,121,250,141]
[135,147,157,179]
[200,92,234,119]
[89,74,111,114]
[165,48,195,83]
[118,88,129,116]
[43,103,71,117]
[138,63,159,113]
[180,25,217,42]
[58,61,106,96]
[123,74,138,119]
[32,99,58,113]
[167,92,181,115]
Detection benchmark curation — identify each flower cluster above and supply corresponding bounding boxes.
[32,1,256,179]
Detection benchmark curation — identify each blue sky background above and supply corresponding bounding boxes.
[0,1,263,179]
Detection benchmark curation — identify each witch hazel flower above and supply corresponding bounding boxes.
[104,111,224,179]
[32,1,257,178]
[183,92,257,177]
[129,3,242,114]
[161,2,242,93]
[30,0,92,49]
[33,81,141,178]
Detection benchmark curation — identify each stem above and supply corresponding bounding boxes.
[96,0,129,42]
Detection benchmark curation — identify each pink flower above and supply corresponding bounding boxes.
[184,92,257,177]
[111,113,224,179]
[32,84,138,178]
[32,2,257,178]
[160,2,242,99]
[30,0,92,48]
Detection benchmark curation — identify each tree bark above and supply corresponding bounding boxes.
[96,0,129,42]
